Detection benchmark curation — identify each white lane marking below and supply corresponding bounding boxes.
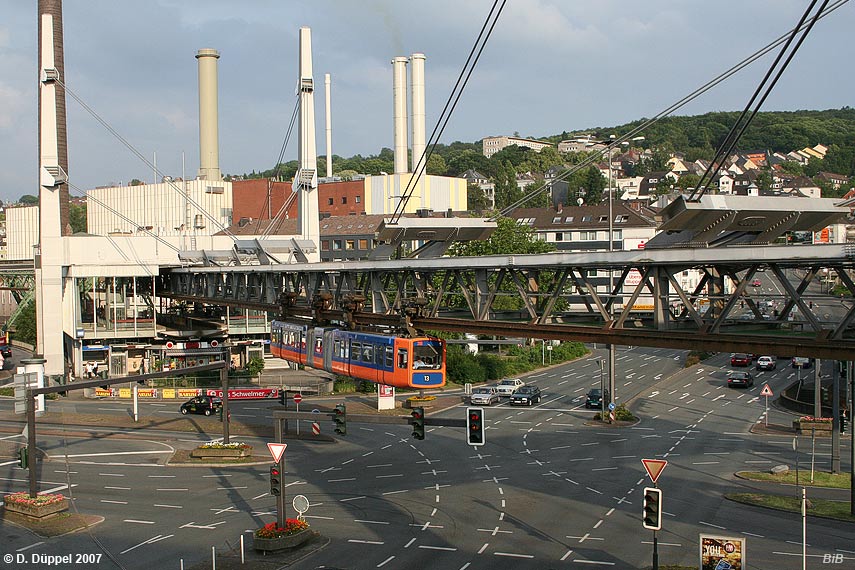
[124,519,155,524]
[119,534,173,555]
[349,539,384,545]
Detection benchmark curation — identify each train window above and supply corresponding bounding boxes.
[385,346,394,367]
[314,338,323,352]
[397,348,408,369]
[351,342,361,360]
[362,345,373,362]
[413,345,441,369]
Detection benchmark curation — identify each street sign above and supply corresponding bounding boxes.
[700,535,745,570]
[293,393,303,404]
[608,402,616,411]
[641,458,668,483]
[292,494,310,519]
[267,442,287,463]
[311,421,320,435]
[760,384,773,397]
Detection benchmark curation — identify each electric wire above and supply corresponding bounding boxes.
[388,0,507,224]
[497,0,847,217]
[257,94,300,235]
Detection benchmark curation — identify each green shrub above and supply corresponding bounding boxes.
[614,404,636,421]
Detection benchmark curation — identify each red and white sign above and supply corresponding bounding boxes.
[760,384,773,397]
[267,442,287,463]
[641,458,668,483]
[293,393,303,404]
[206,388,278,400]
[379,385,394,397]
[311,422,320,435]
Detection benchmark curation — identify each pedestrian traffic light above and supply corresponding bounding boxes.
[333,403,347,435]
[841,411,848,434]
[467,407,485,446]
[411,406,425,440]
[17,447,28,470]
[278,390,286,406]
[269,465,281,496]
[642,487,662,530]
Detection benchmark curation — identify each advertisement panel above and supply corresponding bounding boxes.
[94,387,113,398]
[700,535,745,570]
[205,388,279,400]
[178,389,201,398]
[162,388,176,399]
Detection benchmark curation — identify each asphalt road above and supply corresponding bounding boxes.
[0,347,852,570]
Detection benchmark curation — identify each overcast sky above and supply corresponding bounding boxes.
[0,1,851,202]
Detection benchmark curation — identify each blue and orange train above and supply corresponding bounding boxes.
[270,320,446,389]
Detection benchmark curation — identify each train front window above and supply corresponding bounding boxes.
[413,344,442,369]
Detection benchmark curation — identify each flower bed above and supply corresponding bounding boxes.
[253,519,311,552]
[3,493,68,518]
[190,441,252,458]
[793,416,833,432]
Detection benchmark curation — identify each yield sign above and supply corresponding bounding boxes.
[641,458,668,483]
[760,384,773,397]
[267,442,287,463]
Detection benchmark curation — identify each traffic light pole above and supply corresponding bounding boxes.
[221,366,230,444]
[275,418,286,528]
[26,388,37,498]
[652,530,659,570]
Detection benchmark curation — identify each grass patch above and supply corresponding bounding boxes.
[738,470,850,489]
[727,493,855,522]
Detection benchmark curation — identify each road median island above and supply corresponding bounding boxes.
[185,532,330,570]
[725,492,855,523]
[0,508,103,538]
[736,470,851,489]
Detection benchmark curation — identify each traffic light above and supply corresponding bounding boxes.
[278,390,286,406]
[411,406,425,440]
[17,448,28,470]
[642,487,662,530]
[841,411,848,434]
[269,465,281,496]
[467,407,485,446]
[218,406,224,422]
[333,404,347,435]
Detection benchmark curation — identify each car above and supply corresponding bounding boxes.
[179,395,223,416]
[756,356,776,370]
[469,387,500,406]
[750,279,762,287]
[0,345,11,359]
[730,353,751,367]
[791,357,814,369]
[585,388,610,409]
[510,385,542,406]
[727,371,754,388]
[495,378,525,397]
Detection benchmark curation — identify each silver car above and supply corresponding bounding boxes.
[470,387,499,406]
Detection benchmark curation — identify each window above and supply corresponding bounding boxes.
[362,345,373,363]
[333,240,342,250]
[328,198,334,205]
[355,195,361,203]
[397,348,408,369]
[346,240,355,250]
[321,240,330,251]
[341,196,348,204]
[582,215,592,222]
[555,232,563,242]
[615,215,629,223]
[385,346,394,368]
[613,229,622,240]
[565,216,574,223]
[552,217,562,224]
[580,231,597,240]
[599,216,608,223]
[358,239,369,250]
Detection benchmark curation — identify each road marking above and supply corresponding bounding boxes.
[98,473,125,477]
[377,556,395,567]
[478,543,489,554]
[355,519,390,525]
[641,541,681,547]
[328,478,356,482]
[494,552,534,559]
[592,467,618,471]
[154,504,182,509]
[419,545,457,551]
[382,489,409,495]
[124,519,155,524]
[585,487,603,495]
[561,550,574,561]
[692,461,720,465]
[349,539,384,545]
[14,542,44,553]
[104,486,130,490]
[699,521,726,530]
[574,560,615,565]
[156,488,189,492]
[593,519,603,529]
[101,499,128,504]
[119,534,173,555]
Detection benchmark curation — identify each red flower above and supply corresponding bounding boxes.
[254,518,309,538]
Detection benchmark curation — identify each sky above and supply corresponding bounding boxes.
[0,1,852,203]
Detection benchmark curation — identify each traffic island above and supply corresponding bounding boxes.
[185,533,329,570]
[725,493,855,522]
[0,508,103,538]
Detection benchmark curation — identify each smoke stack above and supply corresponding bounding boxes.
[325,73,332,178]
[392,56,409,174]
[196,48,222,181]
[409,53,426,173]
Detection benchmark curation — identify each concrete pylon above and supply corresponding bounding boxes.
[392,56,409,174]
[296,27,320,262]
[196,48,222,181]
[409,53,426,174]
[325,73,332,178]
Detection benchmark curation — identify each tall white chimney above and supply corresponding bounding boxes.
[296,27,320,262]
[196,48,222,181]
[392,56,409,174]
[410,53,426,173]
[325,73,332,178]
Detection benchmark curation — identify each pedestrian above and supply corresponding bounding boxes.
[85,362,93,378]
[93,361,100,377]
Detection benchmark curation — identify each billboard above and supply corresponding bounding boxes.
[700,535,745,570]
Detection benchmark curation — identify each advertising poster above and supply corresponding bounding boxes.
[700,535,745,570]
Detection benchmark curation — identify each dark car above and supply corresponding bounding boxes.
[585,388,610,409]
[0,345,11,359]
[510,385,542,406]
[791,357,814,369]
[180,395,223,416]
[730,353,751,367]
[727,371,754,388]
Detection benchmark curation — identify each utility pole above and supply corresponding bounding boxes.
[831,361,840,473]
[849,361,853,516]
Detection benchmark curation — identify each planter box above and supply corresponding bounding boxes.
[253,529,312,552]
[4,498,69,518]
[190,447,251,459]
[793,421,833,433]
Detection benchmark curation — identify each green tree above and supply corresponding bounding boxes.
[492,161,522,210]
[778,161,804,176]
[69,202,87,233]
[674,173,701,191]
[466,183,489,213]
[129,179,144,186]
[449,217,554,257]
[19,194,38,205]
[426,154,447,175]
[583,166,606,204]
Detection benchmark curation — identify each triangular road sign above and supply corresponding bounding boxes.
[760,384,773,397]
[641,458,668,483]
[267,442,287,463]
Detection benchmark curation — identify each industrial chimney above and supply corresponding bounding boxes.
[392,56,409,174]
[325,73,332,178]
[409,53,426,173]
[196,48,222,181]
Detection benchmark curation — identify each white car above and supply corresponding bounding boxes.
[495,378,525,397]
[470,387,499,406]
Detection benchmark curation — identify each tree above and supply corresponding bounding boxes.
[674,173,701,191]
[69,202,87,233]
[449,217,554,257]
[19,195,38,205]
[129,179,144,186]
[426,154,447,175]
[583,166,606,204]
[492,161,522,210]
[466,183,489,213]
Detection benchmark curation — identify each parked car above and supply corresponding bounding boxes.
[510,385,542,406]
[179,395,222,416]
[727,371,754,388]
[756,356,776,370]
[0,345,11,359]
[470,387,500,406]
[585,388,610,409]
[791,357,814,369]
[750,279,762,287]
[495,378,525,397]
[730,353,751,367]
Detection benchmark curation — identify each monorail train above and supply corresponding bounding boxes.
[270,320,446,389]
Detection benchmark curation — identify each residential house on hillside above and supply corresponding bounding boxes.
[815,171,850,191]
[482,135,553,158]
[782,176,821,198]
[461,169,495,209]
